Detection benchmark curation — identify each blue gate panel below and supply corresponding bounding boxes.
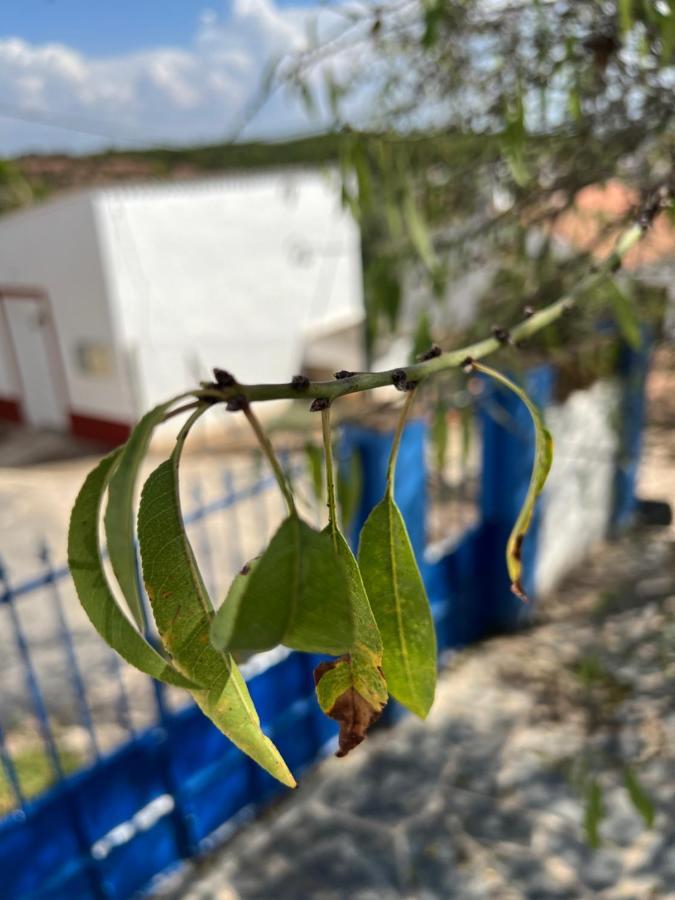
[0,796,91,898]
[246,653,312,723]
[179,753,252,847]
[99,812,182,899]
[340,420,427,560]
[75,733,171,843]
[165,704,237,784]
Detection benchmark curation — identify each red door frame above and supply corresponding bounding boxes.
[0,284,131,445]
[0,285,71,428]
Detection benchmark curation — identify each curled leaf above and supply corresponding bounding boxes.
[138,410,295,787]
[472,362,554,601]
[314,658,383,757]
[105,396,190,628]
[67,451,197,688]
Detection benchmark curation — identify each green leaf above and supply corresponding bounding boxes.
[624,767,655,828]
[358,495,437,718]
[473,363,553,601]
[105,396,189,628]
[210,513,353,655]
[138,416,295,787]
[608,281,642,349]
[619,0,633,34]
[403,186,437,272]
[330,530,387,706]
[584,779,604,849]
[67,451,197,688]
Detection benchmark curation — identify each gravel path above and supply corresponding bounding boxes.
[153,530,675,900]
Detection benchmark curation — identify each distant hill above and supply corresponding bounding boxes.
[9,132,344,203]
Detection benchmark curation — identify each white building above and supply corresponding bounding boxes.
[0,169,363,443]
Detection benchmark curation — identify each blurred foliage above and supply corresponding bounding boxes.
[280,0,674,361]
[0,159,33,213]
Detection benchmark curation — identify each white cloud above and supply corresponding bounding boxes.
[0,0,340,155]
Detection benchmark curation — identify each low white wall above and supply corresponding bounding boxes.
[535,378,621,595]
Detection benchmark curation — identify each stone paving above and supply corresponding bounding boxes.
[154,530,675,899]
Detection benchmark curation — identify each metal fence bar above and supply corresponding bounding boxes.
[107,648,135,739]
[0,716,24,811]
[39,541,101,764]
[0,558,64,785]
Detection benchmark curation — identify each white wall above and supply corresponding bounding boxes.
[0,194,135,424]
[535,378,621,595]
[96,169,363,411]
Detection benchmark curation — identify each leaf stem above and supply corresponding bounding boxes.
[321,407,339,549]
[162,400,201,423]
[243,405,296,516]
[175,404,209,449]
[386,389,417,497]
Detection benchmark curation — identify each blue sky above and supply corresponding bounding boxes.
[0,1,334,156]
[2,1,318,55]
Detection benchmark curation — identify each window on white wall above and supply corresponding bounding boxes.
[75,342,113,377]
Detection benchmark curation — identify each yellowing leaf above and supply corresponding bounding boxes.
[138,413,295,787]
[473,362,553,601]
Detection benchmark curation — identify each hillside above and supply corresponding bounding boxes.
[3,132,344,208]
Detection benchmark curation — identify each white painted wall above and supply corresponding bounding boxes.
[0,194,135,423]
[96,169,363,411]
[535,378,621,595]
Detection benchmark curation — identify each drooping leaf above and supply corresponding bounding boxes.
[67,451,197,688]
[584,779,604,849]
[473,362,554,601]
[329,530,387,705]
[313,527,388,756]
[314,658,383,757]
[105,396,190,628]
[358,495,437,718]
[403,185,437,272]
[210,514,353,656]
[624,767,655,828]
[138,418,295,787]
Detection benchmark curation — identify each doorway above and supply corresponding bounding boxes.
[1,293,68,430]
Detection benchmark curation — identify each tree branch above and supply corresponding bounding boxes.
[194,214,662,408]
